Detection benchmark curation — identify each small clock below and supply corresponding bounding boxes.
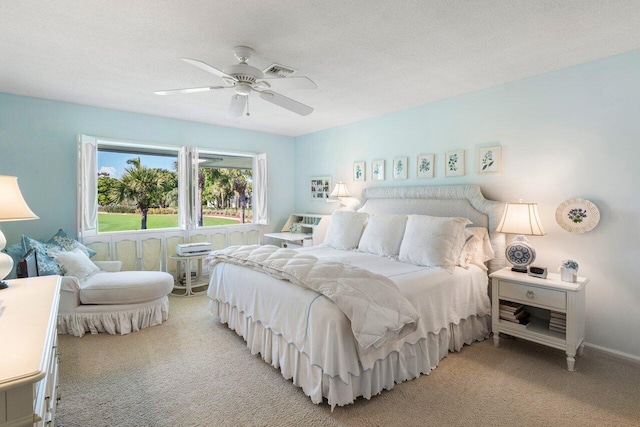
[527,265,548,279]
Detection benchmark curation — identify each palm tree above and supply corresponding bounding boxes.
[111,157,166,229]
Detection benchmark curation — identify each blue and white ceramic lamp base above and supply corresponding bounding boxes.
[505,235,536,273]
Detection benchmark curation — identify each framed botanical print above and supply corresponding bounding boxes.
[416,154,435,178]
[310,176,331,200]
[392,157,408,180]
[353,161,365,181]
[371,159,385,181]
[477,146,502,173]
[444,150,465,177]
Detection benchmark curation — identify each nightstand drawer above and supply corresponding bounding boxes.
[498,280,566,310]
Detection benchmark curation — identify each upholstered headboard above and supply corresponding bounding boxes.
[358,185,506,273]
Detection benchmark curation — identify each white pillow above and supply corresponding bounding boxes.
[323,211,369,250]
[458,227,496,271]
[358,214,407,257]
[398,215,472,268]
[51,248,101,280]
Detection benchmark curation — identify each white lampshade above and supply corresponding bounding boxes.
[329,181,351,198]
[496,202,546,236]
[0,175,39,282]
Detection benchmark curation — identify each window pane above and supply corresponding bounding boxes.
[97,148,179,232]
[197,153,253,227]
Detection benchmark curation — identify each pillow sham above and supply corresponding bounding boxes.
[51,248,101,280]
[398,215,471,268]
[21,235,63,276]
[458,227,495,271]
[357,214,407,257]
[48,229,97,258]
[323,211,368,250]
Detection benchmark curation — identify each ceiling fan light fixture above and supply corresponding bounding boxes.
[159,46,316,117]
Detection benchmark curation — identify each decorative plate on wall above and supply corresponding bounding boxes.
[555,198,600,233]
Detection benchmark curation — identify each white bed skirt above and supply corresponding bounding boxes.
[209,299,490,408]
[58,296,170,338]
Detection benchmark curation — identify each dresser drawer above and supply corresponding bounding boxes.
[498,280,566,310]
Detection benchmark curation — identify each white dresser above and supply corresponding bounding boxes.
[0,276,61,427]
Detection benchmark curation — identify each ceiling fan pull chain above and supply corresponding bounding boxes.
[246,96,250,116]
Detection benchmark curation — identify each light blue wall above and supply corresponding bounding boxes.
[294,49,640,359]
[0,93,295,244]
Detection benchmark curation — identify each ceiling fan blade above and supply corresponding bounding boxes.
[154,86,227,95]
[256,76,317,90]
[227,95,247,118]
[180,58,236,81]
[259,90,314,116]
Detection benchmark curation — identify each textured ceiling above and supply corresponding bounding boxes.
[2,1,640,137]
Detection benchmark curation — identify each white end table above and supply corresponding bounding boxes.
[170,253,210,296]
[489,267,588,371]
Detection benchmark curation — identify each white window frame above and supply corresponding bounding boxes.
[77,135,268,239]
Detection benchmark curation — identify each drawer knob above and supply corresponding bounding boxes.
[526,290,535,299]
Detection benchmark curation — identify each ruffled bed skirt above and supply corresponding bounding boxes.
[58,296,170,338]
[209,299,490,408]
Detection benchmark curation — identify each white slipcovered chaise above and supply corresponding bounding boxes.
[57,260,174,337]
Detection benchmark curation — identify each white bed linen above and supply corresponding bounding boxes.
[207,246,490,383]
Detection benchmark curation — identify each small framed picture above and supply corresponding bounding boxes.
[310,176,331,200]
[392,157,408,180]
[353,161,365,181]
[416,154,435,178]
[477,146,502,174]
[371,159,385,181]
[444,150,465,177]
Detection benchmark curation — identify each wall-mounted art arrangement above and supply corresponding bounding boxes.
[310,176,331,200]
[353,161,365,181]
[392,157,408,180]
[477,146,502,174]
[444,150,465,177]
[416,153,435,178]
[371,159,385,181]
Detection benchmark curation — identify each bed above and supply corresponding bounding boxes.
[207,184,505,408]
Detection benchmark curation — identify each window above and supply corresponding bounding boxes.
[77,135,268,238]
[197,151,254,228]
[97,145,179,232]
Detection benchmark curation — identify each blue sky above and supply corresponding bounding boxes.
[98,151,176,178]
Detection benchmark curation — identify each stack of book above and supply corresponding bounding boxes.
[549,311,567,334]
[499,300,530,325]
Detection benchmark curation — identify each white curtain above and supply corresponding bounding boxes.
[253,153,268,225]
[77,134,98,237]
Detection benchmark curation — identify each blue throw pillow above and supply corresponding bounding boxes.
[21,235,63,276]
[48,229,97,258]
[3,243,25,279]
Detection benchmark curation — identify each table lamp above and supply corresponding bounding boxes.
[0,175,39,288]
[326,181,349,206]
[496,201,546,273]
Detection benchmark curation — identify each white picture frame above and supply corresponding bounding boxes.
[371,159,385,181]
[392,157,408,180]
[477,146,502,174]
[353,161,365,181]
[416,153,435,178]
[310,176,331,200]
[444,150,465,177]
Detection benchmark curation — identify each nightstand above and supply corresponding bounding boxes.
[489,267,589,371]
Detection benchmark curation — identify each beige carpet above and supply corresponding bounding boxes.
[57,295,640,427]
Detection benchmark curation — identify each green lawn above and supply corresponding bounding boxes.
[98,213,239,232]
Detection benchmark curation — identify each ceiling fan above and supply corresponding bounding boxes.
[155,46,316,118]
